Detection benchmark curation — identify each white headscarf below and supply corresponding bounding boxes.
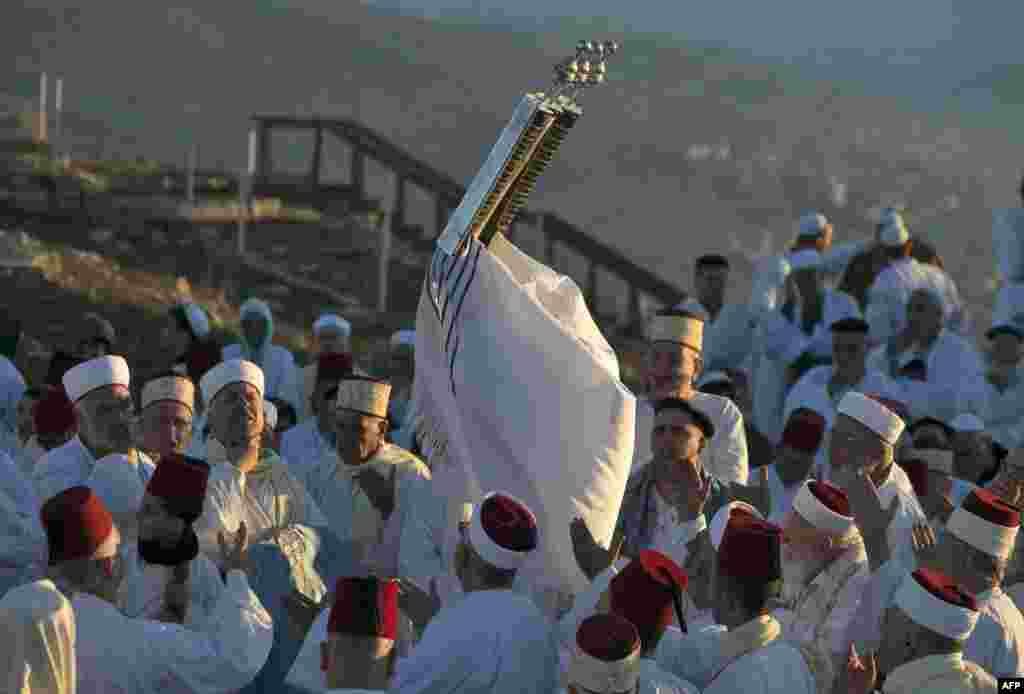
[86,454,146,543]
[390,590,560,694]
[0,580,76,694]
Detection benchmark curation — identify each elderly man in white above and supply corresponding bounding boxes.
[34,355,155,503]
[868,287,983,423]
[299,313,355,422]
[137,372,195,465]
[41,485,273,693]
[281,352,352,478]
[865,211,968,346]
[633,308,749,484]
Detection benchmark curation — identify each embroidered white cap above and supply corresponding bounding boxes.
[791,480,856,536]
[893,569,979,641]
[710,501,763,552]
[63,356,130,403]
[335,377,391,419]
[200,359,264,404]
[788,249,822,271]
[141,375,195,412]
[797,212,829,238]
[950,413,985,434]
[836,391,906,445]
[262,400,278,431]
[313,313,351,337]
[945,489,1020,559]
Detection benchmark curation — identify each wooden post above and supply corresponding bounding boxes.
[378,173,404,313]
[54,78,63,159]
[35,73,48,144]
[351,149,365,197]
[237,129,256,256]
[257,122,272,180]
[310,122,323,188]
[186,145,197,206]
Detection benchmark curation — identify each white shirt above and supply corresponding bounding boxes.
[281,418,337,477]
[118,551,225,631]
[697,303,758,374]
[34,436,155,504]
[957,370,1024,449]
[633,393,749,485]
[73,570,273,694]
[866,257,968,345]
[872,462,928,570]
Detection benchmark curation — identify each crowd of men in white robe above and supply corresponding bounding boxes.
[2,206,1024,692]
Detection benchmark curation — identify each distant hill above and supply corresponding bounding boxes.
[2,0,1019,317]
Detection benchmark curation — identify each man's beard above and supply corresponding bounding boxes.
[138,528,200,567]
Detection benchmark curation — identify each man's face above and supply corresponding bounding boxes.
[140,401,193,459]
[694,266,729,310]
[645,343,701,398]
[774,445,816,487]
[951,431,993,483]
[316,328,350,356]
[16,393,38,442]
[335,409,385,464]
[991,333,1023,370]
[906,290,943,344]
[241,315,268,346]
[828,415,888,486]
[651,408,704,472]
[209,383,264,453]
[832,332,867,376]
[137,493,186,547]
[77,386,135,452]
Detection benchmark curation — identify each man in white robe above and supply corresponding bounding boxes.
[865,212,968,346]
[299,313,354,422]
[224,298,302,416]
[0,579,76,693]
[40,485,273,693]
[774,480,870,690]
[756,249,860,443]
[958,317,1024,449]
[765,409,828,525]
[0,452,47,598]
[118,454,224,630]
[868,287,983,422]
[685,254,757,375]
[633,309,749,484]
[34,356,155,503]
[305,376,443,583]
[137,372,196,465]
[282,353,351,477]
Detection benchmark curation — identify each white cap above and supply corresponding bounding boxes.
[710,501,763,552]
[792,481,856,536]
[313,314,351,337]
[142,375,195,412]
[63,356,130,403]
[797,212,828,238]
[200,359,264,404]
[390,330,416,350]
[696,371,732,390]
[788,249,822,271]
[950,413,985,434]
[893,571,979,641]
[262,400,278,430]
[905,448,954,476]
[88,454,146,533]
[837,391,905,445]
[879,213,910,246]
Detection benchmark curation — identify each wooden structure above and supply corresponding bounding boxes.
[250,115,685,328]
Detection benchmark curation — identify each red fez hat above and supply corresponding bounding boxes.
[146,455,211,521]
[328,577,399,640]
[40,486,115,563]
[898,459,929,499]
[468,492,540,571]
[961,488,1020,528]
[609,550,688,650]
[781,409,827,454]
[317,352,354,385]
[576,613,642,661]
[34,387,76,437]
[717,514,783,581]
[911,568,978,612]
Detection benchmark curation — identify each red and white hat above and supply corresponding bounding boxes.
[792,480,855,536]
[328,576,399,641]
[781,409,827,454]
[837,391,905,445]
[40,486,117,563]
[63,356,130,403]
[467,492,539,571]
[945,488,1020,559]
[893,568,979,641]
[200,359,264,404]
[568,613,642,694]
[717,513,783,582]
[608,550,688,650]
[142,374,195,413]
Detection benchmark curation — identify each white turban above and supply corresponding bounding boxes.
[85,454,146,542]
[0,580,76,694]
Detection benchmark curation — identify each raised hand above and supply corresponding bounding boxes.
[911,522,939,568]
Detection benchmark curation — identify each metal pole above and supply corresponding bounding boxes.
[237,129,256,256]
[54,78,63,160]
[186,145,197,206]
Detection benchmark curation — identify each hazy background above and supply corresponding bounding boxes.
[3,0,1023,316]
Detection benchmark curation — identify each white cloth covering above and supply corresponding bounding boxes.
[866,258,969,345]
[84,454,148,544]
[118,552,224,631]
[34,436,154,505]
[0,579,75,694]
[304,443,445,585]
[702,639,816,694]
[72,570,273,694]
[868,331,985,423]
[655,623,730,690]
[633,392,749,484]
[867,462,927,570]
[281,418,338,477]
[390,590,561,694]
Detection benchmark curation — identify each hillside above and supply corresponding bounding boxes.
[2,0,1020,322]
